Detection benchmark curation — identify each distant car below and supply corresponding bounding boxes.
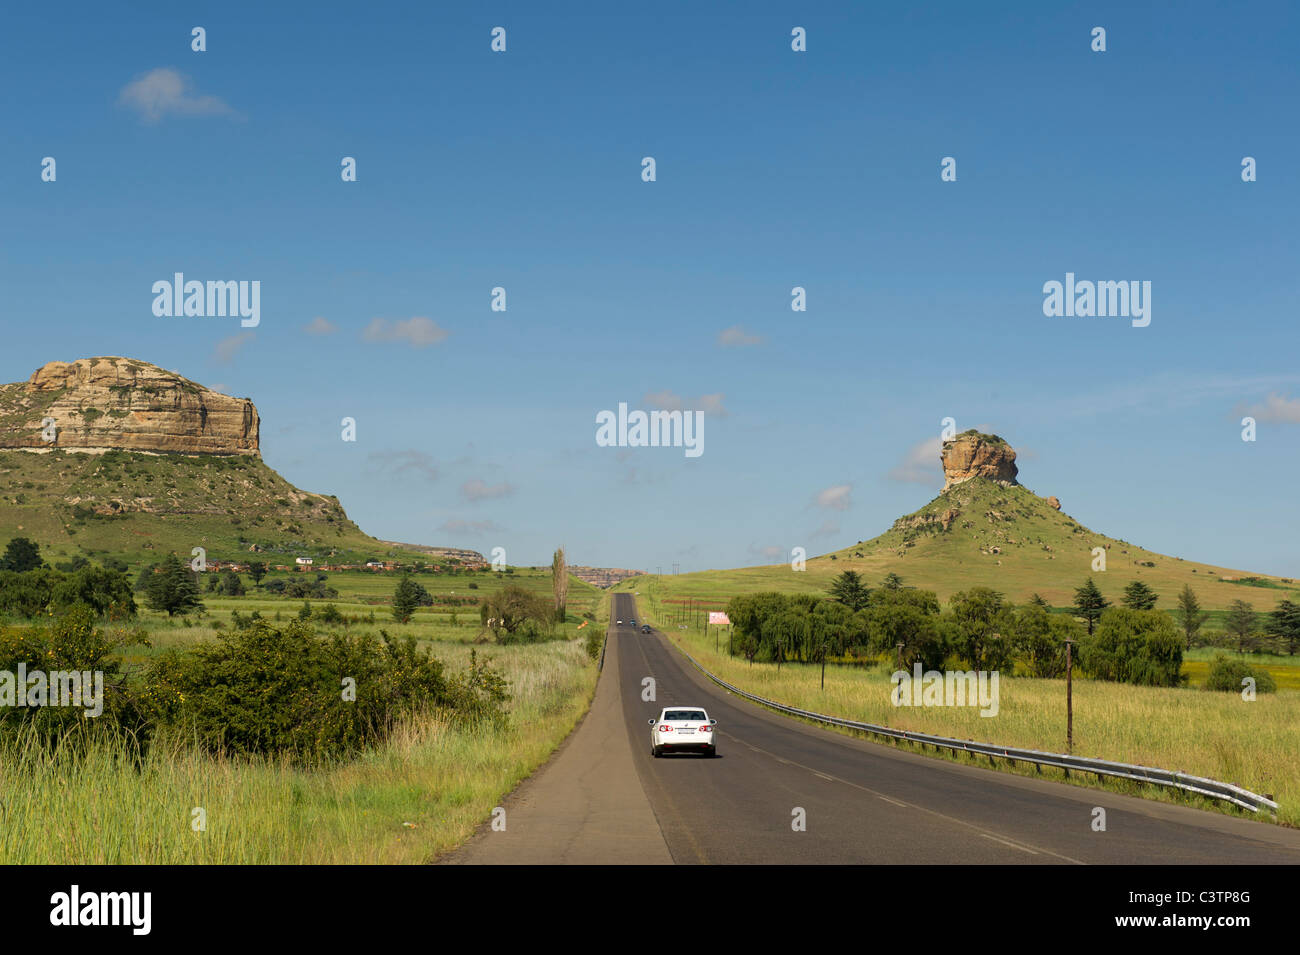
[641,625,652,634]
[629,619,636,627]
[616,619,623,625]
[648,707,717,758]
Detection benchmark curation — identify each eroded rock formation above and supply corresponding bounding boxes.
[0,357,259,455]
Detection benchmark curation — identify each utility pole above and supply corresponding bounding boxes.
[1064,637,1076,755]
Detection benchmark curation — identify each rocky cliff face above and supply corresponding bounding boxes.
[570,567,646,589]
[941,430,1017,491]
[0,357,259,455]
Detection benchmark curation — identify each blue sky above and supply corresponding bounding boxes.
[2,1,1298,576]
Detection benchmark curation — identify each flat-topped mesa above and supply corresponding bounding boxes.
[941,430,1017,492]
[0,357,259,455]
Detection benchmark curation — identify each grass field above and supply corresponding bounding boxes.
[0,571,611,863]
[628,576,1300,826]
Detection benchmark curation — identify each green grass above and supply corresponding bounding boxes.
[613,478,1298,615]
[631,576,1300,826]
[100,567,606,664]
[0,590,613,864]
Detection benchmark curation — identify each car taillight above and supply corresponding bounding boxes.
[698,724,711,733]
[659,724,672,732]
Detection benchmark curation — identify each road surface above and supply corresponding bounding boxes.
[446,594,1300,864]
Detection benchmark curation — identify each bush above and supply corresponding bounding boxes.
[1205,654,1276,694]
[585,626,604,661]
[0,606,143,745]
[140,620,509,761]
[1080,608,1185,686]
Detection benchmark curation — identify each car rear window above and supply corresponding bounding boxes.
[664,710,707,721]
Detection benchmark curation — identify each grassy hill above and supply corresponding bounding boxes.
[0,447,449,568]
[614,477,1298,613]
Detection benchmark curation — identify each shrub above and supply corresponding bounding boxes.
[1205,654,1277,694]
[1080,608,1185,686]
[0,606,143,745]
[140,620,509,760]
[585,626,604,661]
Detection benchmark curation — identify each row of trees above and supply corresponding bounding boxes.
[732,572,1187,686]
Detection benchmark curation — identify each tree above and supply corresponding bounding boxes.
[392,575,426,623]
[947,587,1011,675]
[1224,599,1259,654]
[829,570,870,611]
[145,554,204,617]
[1008,605,1081,678]
[881,572,904,591]
[1080,607,1184,687]
[1121,580,1158,610]
[1028,593,1050,609]
[1266,599,1300,655]
[134,563,157,593]
[481,584,552,636]
[1174,584,1208,649]
[51,565,137,618]
[0,537,44,573]
[247,561,268,587]
[1073,578,1110,635]
[221,570,246,597]
[551,547,568,623]
[866,588,945,671]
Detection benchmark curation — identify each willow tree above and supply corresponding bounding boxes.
[552,547,568,623]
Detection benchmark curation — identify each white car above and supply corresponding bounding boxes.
[648,707,718,758]
[617,619,623,625]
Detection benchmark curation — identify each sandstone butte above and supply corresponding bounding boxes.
[940,430,1018,491]
[0,357,259,455]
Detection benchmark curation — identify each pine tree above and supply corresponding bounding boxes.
[1175,584,1208,649]
[1121,580,1158,610]
[1073,577,1109,635]
[145,554,204,617]
[829,570,870,611]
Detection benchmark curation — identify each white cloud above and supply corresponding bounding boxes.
[888,436,944,486]
[368,450,439,482]
[362,317,449,347]
[118,67,236,123]
[644,390,729,417]
[1240,393,1300,424]
[438,519,503,536]
[303,316,338,336]
[808,519,840,539]
[212,332,253,364]
[814,483,853,511]
[718,325,764,347]
[462,478,515,502]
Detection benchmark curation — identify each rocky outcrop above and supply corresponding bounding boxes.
[1047,496,1061,510]
[571,567,646,589]
[0,357,258,455]
[941,430,1017,491]
[893,507,961,533]
[380,541,488,568]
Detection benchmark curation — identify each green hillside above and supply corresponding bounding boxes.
[0,448,433,567]
[615,477,1297,613]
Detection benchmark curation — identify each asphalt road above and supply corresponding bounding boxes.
[448,593,1300,864]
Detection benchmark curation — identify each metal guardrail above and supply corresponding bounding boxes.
[676,648,1279,815]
